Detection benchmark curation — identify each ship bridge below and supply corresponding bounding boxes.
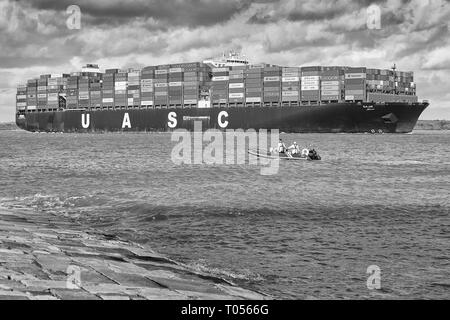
[81,64,100,73]
[203,50,249,68]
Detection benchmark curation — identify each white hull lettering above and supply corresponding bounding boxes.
[81,114,90,128]
[218,111,229,128]
[168,112,177,128]
[122,112,131,129]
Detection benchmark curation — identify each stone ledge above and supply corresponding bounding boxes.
[0,208,269,300]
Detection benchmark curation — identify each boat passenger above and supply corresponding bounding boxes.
[277,139,287,153]
[308,149,320,160]
[288,142,300,155]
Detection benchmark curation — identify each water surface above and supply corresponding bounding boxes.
[1,129,449,299]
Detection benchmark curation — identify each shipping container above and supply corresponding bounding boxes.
[282,91,299,96]
[282,67,300,73]
[212,76,229,81]
[183,99,198,105]
[282,76,299,82]
[345,73,366,79]
[301,66,322,72]
[345,89,365,95]
[139,97,154,104]
[246,97,261,103]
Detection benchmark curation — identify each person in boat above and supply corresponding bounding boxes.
[277,139,287,154]
[287,142,300,156]
[308,148,321,160]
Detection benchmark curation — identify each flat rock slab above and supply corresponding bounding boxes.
[0,207,269,300]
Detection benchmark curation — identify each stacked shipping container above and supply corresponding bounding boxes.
[89,79,102,109]
[115,71,128,108]
[229,66,246,104]
[263,66,281,105]
[344,67,366,101]
[16,85,27,112]
[37,76,49,110]
[66,76,79,109]
[78,76,90,109]
[154,66,169,107]
[367,92,418,103]
[18,64,419,112]
[320,67,343,102]
[301,66,321,103]
[395,71,415,95]
[127,70,140,107]
[141,67,155,107]
[366,69,383,92]
[282,67,300,104]
[102,71,115,108]
[26,79,38,111]
[47,75,67,110]
[245,67,263,104]
[211,67,229,105]
[182,62,204,106]
[169,67,183,107]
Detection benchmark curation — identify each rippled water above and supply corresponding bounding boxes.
[1,129,449,299]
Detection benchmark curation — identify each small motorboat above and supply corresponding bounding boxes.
[248,149,321,161]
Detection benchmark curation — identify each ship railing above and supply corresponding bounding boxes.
[65,108,89,111]
[319,100,339,104]
[344,99,364,103]
[228,103,245,108]
[301,101,318,106]
[244,103,262,108]
[304,101,320,106]
[263,102,280,107]
[281,101,301,107]
[212,103,228,108]
[38,107,58,112]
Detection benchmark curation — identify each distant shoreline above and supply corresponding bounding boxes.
[414,120,450,131]
[1,120,449,131]
[0,122,18,130]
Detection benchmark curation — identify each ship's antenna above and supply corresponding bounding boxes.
[392,63,397,95]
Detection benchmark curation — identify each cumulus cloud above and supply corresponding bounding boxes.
[20,0,254,27]
[0,0,450,121]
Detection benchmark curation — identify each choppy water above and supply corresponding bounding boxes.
[1,129,449,299]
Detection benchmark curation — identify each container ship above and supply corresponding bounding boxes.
[15,52,428,133]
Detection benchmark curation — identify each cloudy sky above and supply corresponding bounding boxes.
[1,0,450,122]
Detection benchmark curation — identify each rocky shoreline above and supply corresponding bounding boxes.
[0,208,269,300]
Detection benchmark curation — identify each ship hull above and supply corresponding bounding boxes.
[16,102,428,133]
